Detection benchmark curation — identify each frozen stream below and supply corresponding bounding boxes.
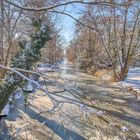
[1,61,140,140]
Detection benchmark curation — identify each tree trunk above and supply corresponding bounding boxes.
[119,58,129,81]
[0,0,4,79]
[4,39,13,67]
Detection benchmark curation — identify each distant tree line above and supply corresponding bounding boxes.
[67,0,140,81]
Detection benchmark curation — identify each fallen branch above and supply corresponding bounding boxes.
[0,64,103,116]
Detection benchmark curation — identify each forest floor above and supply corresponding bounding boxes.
[1,62,140,140]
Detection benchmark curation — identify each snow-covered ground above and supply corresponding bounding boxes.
[118,67,140,92]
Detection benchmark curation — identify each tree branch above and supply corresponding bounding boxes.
[4,0,115,11]
[49,10,95,30]
[0,64,103,116]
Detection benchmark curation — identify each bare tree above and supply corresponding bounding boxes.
[3,2,22,67]
[68,0,140,81]
[0,0,4,78]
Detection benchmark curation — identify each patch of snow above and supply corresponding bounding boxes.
[123,95,134,99]
[121,126,129,132]
[2,103,10,115]
[22,82,34,92]
[9,96,13,102]
[15,90,23,99]
[1,88,25,115]
[113,99,126,103]
[136,133,140,139]
[101,92,108,95]
[115,67,140,93]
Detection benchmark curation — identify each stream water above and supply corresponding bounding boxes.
[1,60,140,140]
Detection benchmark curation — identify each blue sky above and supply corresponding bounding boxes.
[56,4,86,46]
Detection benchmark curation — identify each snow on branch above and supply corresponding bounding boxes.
[0,64,104,116]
